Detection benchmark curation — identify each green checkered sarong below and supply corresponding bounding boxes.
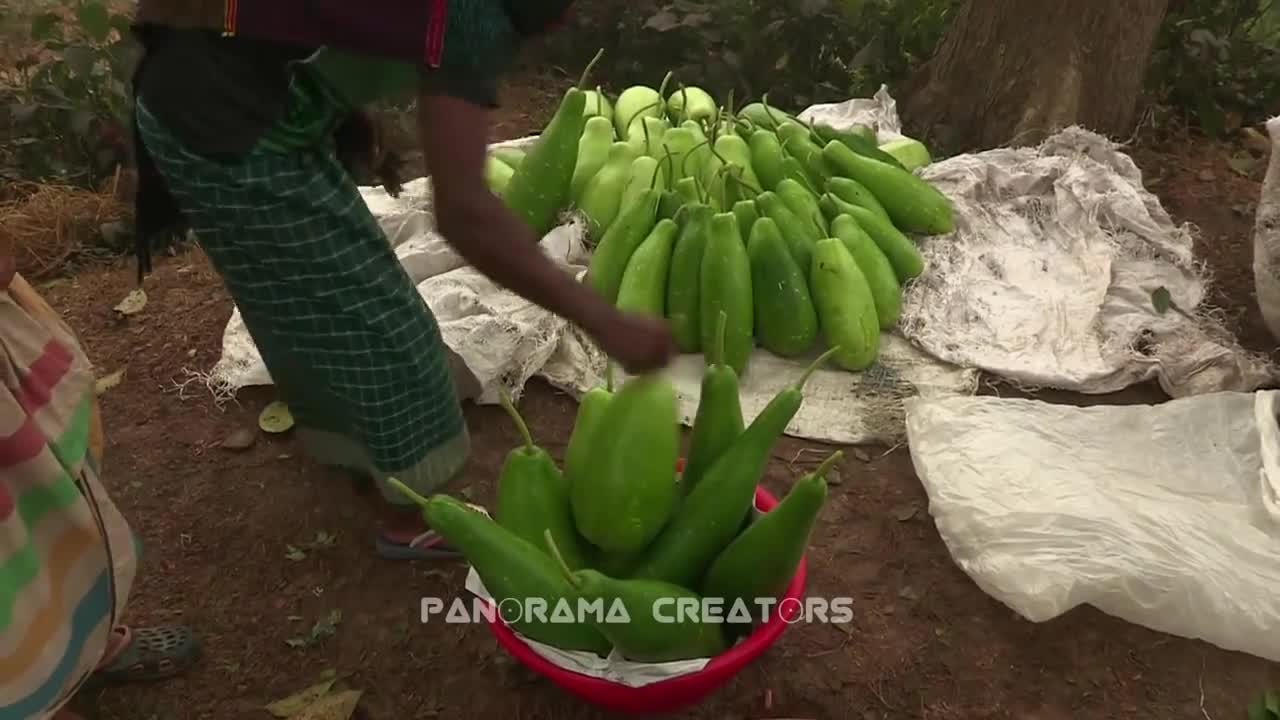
[134,76,468,506]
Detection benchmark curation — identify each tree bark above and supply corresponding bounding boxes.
[900,0,1169,153]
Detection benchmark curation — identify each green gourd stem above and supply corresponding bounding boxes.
[761,93,785,128]
[713,310,728,367]
[678,83,689,120]
[725,168,763,197]
[595,85,605,115]
[577,49,604,90]
[707,142,733,170]
[803,118,826,147]
[725,88,736,119]
[653,151,674,190]
[791,166,820,196]
[543,529,583,589]
[385,476,430,509]
[706,106,722,143]
[795,346,841,391]
[657,71,673,102]
[680,145,712,203]
[811,450,843,480]
[605,360,615,392]
[713,163,734,209]
[681,138,712,178]
[498,388,534,451]
[662,146,675,186]
[694,174,709,204]
[625,99,665,141]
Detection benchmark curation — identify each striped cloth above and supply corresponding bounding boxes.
[0,273,138,720]
[133,68,470,506]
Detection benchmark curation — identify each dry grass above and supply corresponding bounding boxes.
[0,176,126,278]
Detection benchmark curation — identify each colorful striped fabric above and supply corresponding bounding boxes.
[0,274,137,720]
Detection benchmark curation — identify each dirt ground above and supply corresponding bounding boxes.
[31,66,1280,719]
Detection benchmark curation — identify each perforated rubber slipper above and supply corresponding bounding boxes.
[93,625,200,684]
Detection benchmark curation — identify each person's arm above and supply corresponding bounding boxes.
[417,94,616,338]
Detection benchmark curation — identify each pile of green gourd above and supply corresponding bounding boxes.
[487,50,955,378]
[387,312,839,664]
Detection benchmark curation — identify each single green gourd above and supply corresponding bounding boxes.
[615,219,679,317]
[746,217,818,357]
[570,373,680,554]
[830,213,902,329]
[682,311,744,494]
[493,389,587,570]
[386,484,611,656]
[578,141,640,236]
[701,451,838,618]
[665,203,714,352]
[502,50,603,237]
[563,362,615,495]
[570,115,616,202]
[698,212,754,375]
[546,531,725,663]
[585,189,661,303]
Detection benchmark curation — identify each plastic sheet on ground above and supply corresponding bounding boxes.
[208,88,1275,444]
[904,391,1280,663]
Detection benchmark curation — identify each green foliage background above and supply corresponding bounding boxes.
[1,0,1278,188]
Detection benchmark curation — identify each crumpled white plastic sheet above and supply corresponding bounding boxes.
[209,88,1275,443]
[904,391,1280,662]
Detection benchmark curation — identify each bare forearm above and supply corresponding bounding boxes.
[438,193,615,335]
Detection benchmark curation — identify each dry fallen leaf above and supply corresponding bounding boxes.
[264,680,335,718]
[113,288,147,316]
[293,689,362,720]
[258,401,295,434]
[94,367,125,395]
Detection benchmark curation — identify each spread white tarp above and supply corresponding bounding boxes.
[208,87,1276,443]
[904,391,1280,662]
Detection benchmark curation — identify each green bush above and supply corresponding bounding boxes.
[543,0,955,111]
[1146,0,1280,135]
[2,0,138,186]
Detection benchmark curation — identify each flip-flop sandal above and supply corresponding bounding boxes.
[376,501,490,560]
[92,625,200,684]
[375,529,463,560]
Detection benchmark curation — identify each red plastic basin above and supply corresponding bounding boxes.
[481,474,807,715]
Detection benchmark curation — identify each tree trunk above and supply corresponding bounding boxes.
[900,0,1169,153]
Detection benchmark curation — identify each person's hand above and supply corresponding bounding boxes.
[592,310,677,375]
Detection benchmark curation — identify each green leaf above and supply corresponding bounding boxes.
[109,13,133,37]
[63,46,97,78]
[1266,689,1279,713]
[30,12,61,41]
[1151,286,1172,314]
[76,2,111,42]
[1247,699,1269,720]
